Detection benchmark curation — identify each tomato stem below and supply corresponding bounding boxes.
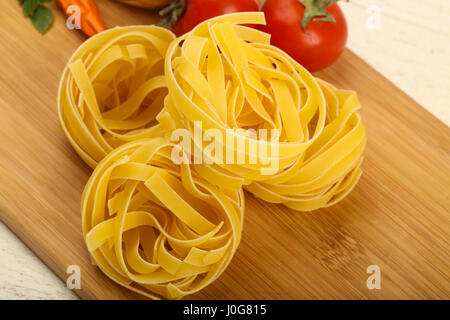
[297,0,347,31]
[159,0,186,26]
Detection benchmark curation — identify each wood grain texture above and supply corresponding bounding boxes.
[0,222,77,299]
[340,0,450,125]
[0,1,448,299]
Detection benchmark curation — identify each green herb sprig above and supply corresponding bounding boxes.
[19,0,54,34]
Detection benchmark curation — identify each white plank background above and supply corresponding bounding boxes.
[0,0,448,299]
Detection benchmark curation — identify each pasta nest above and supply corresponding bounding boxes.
[58,26,175,168]
[59,11,367,300]
[163,12,366,211]
[82,138,244,299]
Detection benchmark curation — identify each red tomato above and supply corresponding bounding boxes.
[260,0,348,72]
[172,0,259,36]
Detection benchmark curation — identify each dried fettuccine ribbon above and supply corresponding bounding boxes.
[58,26,175,168]
[246,79,366,211]
[82,138,244,299]
[162,12,366,211]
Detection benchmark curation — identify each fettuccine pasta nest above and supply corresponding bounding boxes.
[58,26,175,168]
[163,12,366,211]
[58,12,367,300]
[82,138,244,299]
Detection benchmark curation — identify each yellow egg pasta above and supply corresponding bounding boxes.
[58,26,175,168]
[163,12,366,211]
[82,138,244,299]
[59,11,367,300]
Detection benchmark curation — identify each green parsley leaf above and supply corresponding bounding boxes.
[23,0,39,17]
[31,6,54,34]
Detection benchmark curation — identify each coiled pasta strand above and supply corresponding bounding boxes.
[163,12,366,211]
[82,138,244,299]
[58,26,175,168]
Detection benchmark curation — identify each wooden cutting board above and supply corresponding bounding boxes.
[0,1,448,300]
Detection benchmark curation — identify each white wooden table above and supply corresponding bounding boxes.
[0,0,448,299]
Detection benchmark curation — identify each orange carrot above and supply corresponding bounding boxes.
[56,0,106,37]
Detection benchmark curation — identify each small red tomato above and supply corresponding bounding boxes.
[161,0,259,37]
[260,0,348,72]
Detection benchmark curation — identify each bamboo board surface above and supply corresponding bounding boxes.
[0,1,448,299]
